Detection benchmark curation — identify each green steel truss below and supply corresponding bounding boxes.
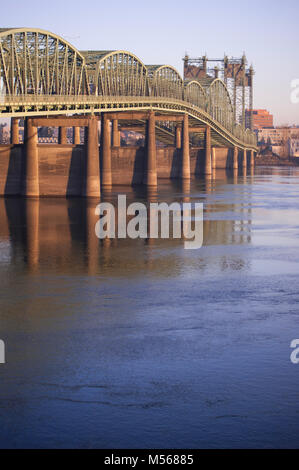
[0,28,257,150]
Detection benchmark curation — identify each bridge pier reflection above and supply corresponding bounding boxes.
[25,198,40,272]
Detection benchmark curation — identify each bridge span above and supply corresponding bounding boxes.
[0,28,258,197]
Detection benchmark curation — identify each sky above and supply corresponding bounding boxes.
[1,0,299,126]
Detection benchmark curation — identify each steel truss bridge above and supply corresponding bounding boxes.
[0,28,257,151]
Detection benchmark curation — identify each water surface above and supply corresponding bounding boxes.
[0,167,299,449]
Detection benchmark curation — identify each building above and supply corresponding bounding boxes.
[246,109,273,130]
[289,138,299,157]
[0,123,9,144]
[258,126,299,158]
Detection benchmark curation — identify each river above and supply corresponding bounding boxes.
[0,167,299,449]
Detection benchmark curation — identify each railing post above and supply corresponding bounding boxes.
[24,118,39,197]
[101,114,112,187]
[182,114,190,179]
[84,116,101,197]
[145,111,157,186]
[58,126,67,145]
[11,117,19,145]
[205,125,212,175]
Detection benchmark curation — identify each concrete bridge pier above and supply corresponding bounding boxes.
[181,114,190,180]
[101,114,112,188]
[212,147,216,170]
[84,116,101,198]
[58,126,67,145]
[11,118,19,145]
[205,126,212,175]
[250,150,255,168]
[23,118,39,197]
[145,111,157,186]
[242,149,247,170]
[175,126,181,149]
[233,146,239,170]
[73,126,81,145]
[112,119,120,148]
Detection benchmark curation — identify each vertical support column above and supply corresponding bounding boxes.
[58,126,67,145]
[73,126,81,145]
[101,114,112,188]
[84,116,101,197]
[205,125,212,175]
[212,147,216,170]
[182,114,190,180]
[242,149,247,170]
[233,146,239,170]
[250,150,255,168]
[112,119,120,148]
[175,126,181,149]
[145,111,157,186]
[11,117,19,145]
[24,118,39,197]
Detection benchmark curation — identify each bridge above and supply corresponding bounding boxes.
[0,28,258,197]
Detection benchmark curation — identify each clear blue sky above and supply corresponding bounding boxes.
[2,0,299,125]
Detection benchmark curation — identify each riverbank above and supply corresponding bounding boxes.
[256,152,299,167]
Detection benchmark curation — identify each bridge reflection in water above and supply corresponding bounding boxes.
[0,171,253,275]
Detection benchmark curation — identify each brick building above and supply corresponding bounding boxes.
[246,109,273,130]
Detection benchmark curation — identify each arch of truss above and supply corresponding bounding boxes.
[0,28,88,96]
